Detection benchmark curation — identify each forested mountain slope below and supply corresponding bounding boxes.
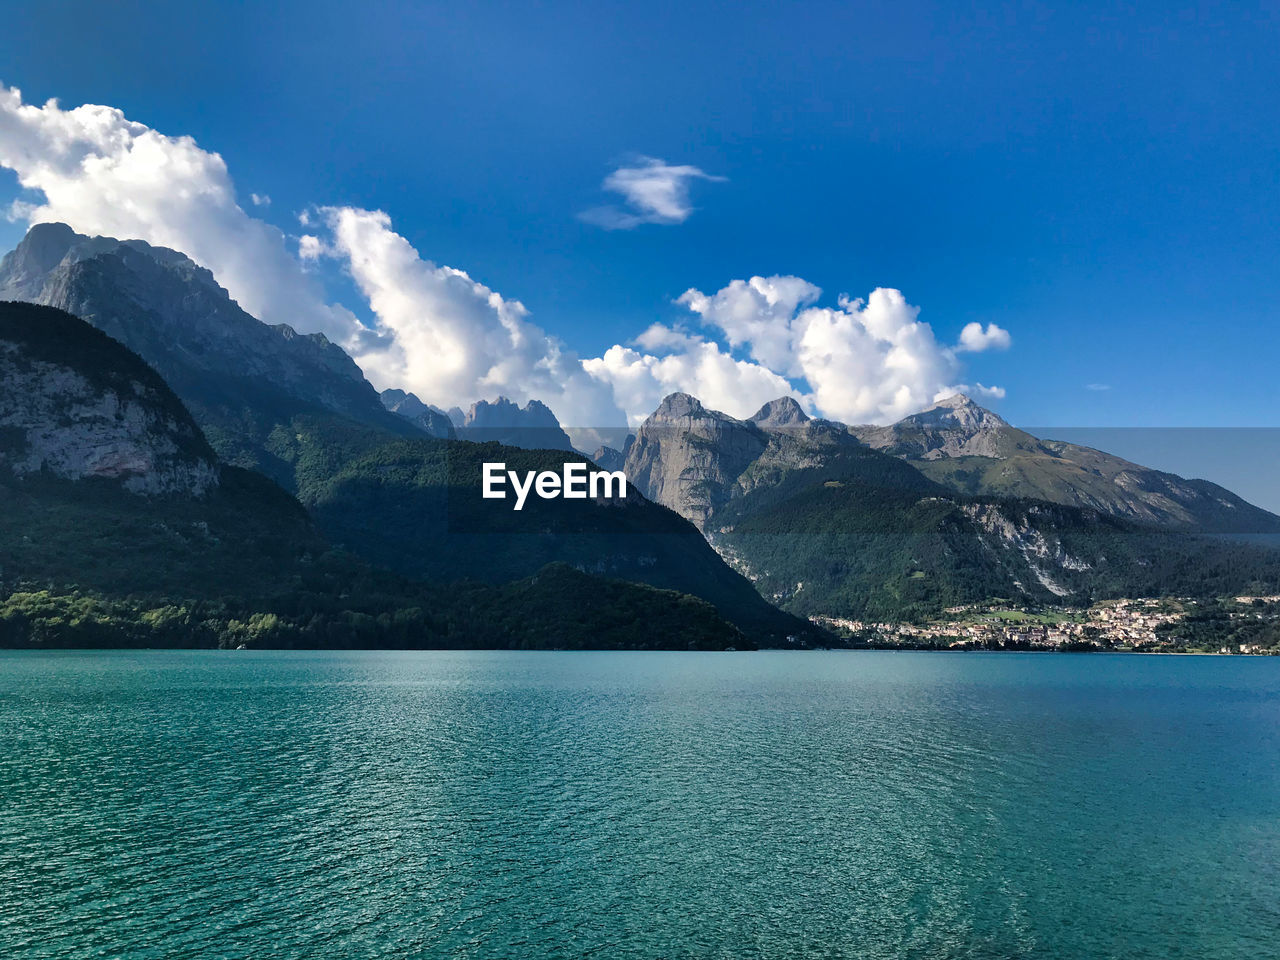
[0,302,753,650]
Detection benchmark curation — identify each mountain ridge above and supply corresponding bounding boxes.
[0,302,752,651]
[848,393,1280,533]
[623,390,1280,618]
[454,396,577,451]
[0,225,821,643]
[379,388,456,438]
[0,222,423,485]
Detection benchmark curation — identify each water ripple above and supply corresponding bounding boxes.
[1,650,1278,959]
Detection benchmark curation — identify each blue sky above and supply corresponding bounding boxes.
[1,0,1278,446]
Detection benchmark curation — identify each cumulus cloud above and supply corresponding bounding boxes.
[956,321,1012,352]
[0,85,623,433]
[250,192,270,207]
[677,276,820,376]
[318,206,627,436]
[0,86,1013,434]
[579,156,725,230]
[0,84,359,343]
[677,277,1008,424]
[312,210,800,429]
[584,327,796,427]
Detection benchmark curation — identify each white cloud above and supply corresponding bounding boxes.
[678,276,819,375]
[297,234,326,260]
[955,383,1007,400]
[580,156,725,230]
[0,84,360,343]
[5,198,37,222]
[956,321,1012,352]
[0,85,624,432]
[251,192,270,207]
[584,327,796,428]
[0,86,1014,435]
[632,322,696,353]
[678,277,1008,424]
[318,206,626,436]
[1086,383,1111,391]
[314,211,798,430]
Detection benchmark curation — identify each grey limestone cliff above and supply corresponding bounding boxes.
[0,302,219,496]
[0,223,423,482]
[379,388,456,438]
[452,396,576,451]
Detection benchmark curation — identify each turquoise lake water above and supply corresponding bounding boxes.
[1,650,1277,959]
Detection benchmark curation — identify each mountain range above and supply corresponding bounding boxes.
[625,390,1280,536]
[2,221,1278,642]
[0,301,754,650]
[0,222,422,487]
[0,224,810,645]
[447,396,577,451]
[622,393,1280,619]
[849,394,1280,533]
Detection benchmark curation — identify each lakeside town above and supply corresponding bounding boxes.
[812,596,1280,654]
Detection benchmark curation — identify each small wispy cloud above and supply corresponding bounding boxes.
[580,156,725,230]
[1086,383,1111,391]
[5,198,38,222]
[962,383,1007,400]
[250,192,271,207]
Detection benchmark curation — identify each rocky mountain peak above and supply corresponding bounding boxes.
[0,222,78,297]
[380,388,427,416]
[592,446,624,471]
[920,393,1009,429]
[0,223,433,485]
[465,396,550,427]
[750,396,810,430]
[848,393,1021,460]
[0,225,382,396]
[651,392,707,421]
[522,399,558,421]
[379,388,455,439]
[625,395,768,530]
[2,222,222,302]
[454,396,576,451]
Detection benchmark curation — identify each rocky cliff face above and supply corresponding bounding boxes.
[0,302,218,496]
[623,393,921,530]
[452,397,576,451]
[623,394,770,529]
[1,224,378,406]
[0,223,422,481]
[960,502,1093,597]
[379,389,456,438]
